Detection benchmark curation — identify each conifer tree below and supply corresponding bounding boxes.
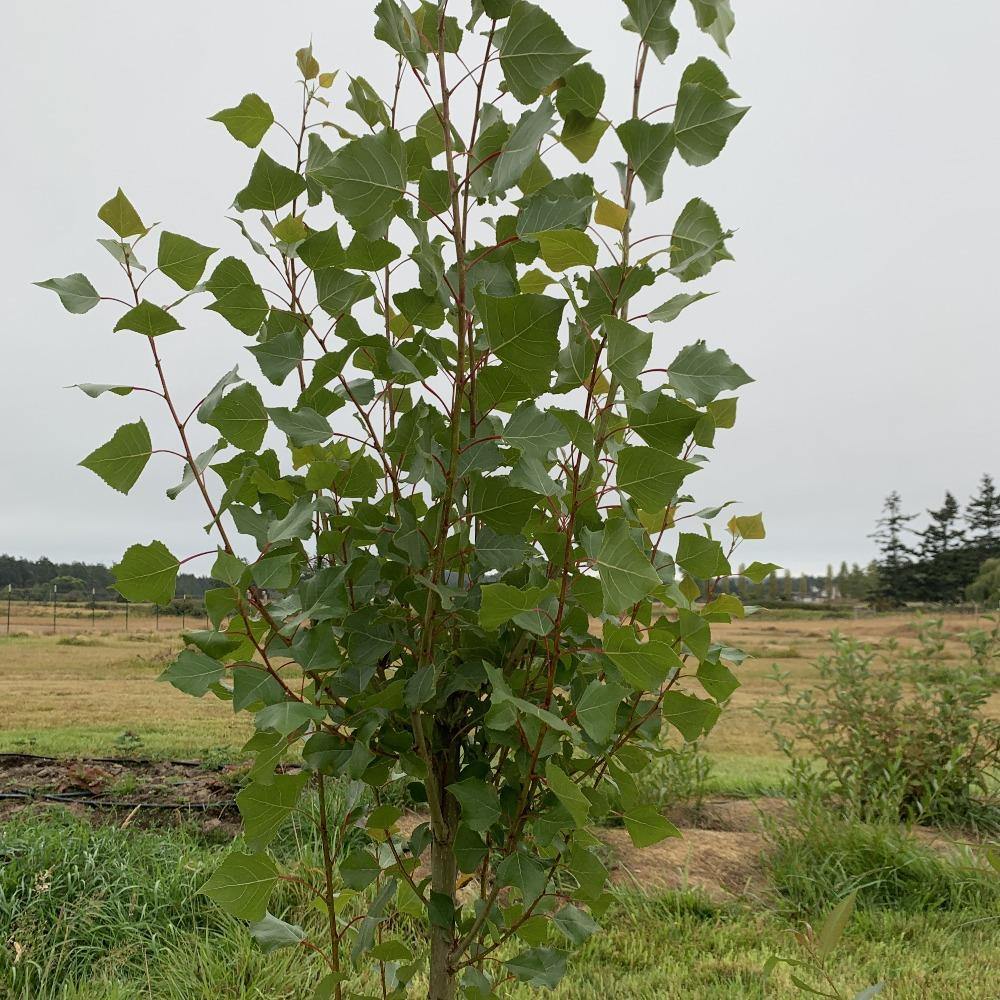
[967,474,1000,553]
[869,491,915,606]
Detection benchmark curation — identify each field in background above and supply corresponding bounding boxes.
[2,610,994,776]
[2,611,998,998]
[3,599,208,637]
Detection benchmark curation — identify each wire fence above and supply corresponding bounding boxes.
[3,591,209,636]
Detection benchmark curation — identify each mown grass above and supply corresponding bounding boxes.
[2,808,998,999]
[3,613,999,998]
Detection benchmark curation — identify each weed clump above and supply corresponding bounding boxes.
[762,618,1000,831]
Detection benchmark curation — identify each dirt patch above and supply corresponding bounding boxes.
[602,826,768,902]
[665,796,789,833]
[0,752,244,833]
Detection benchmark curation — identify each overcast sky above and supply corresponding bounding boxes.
[2,1,997,575]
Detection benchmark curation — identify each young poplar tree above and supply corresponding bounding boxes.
[39,2,763,996]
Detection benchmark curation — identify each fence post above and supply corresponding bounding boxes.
[6,584,10,635]
[91,588,96,630]
[52,584,57,634]
[124,600,129,632]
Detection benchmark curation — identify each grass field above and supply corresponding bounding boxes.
[2,610,998,998]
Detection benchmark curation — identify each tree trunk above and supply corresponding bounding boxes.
[427,745,460,1000]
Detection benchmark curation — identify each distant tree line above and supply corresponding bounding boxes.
[870,474,1000,606]
[0,554,214,603]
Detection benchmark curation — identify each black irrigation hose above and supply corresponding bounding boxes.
[0,751,215,769]
[0,790,238,811]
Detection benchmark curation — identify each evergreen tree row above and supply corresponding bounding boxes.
[0,553,214,602]
[870,474,1000,605]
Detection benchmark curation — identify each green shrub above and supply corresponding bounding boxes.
[967,558,1000,606]
[763,627,1000,831]
[634,742,714,816]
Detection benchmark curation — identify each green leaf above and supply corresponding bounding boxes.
[604,316,651,383]
[255,701,326,736]
[237,772,310,851]
[267,406,332,446]
[555,62,605,119]
[428,891,455,929]
[674,83,748,167]
[596,520,660,614]
[534,229,598,271]
[197,366,242,423]
[158,649,224,698]
[98,188,145,238]
[314,269,375,317]
[298,225,345,270]
[205,383,268,451]
[662,690,720,741]
[744,560,781,584]
[112,541,179,605]
[295,44,320,79]
[505,947,568,988]
[232,666,286,711]
[455,825,488,874]
[347,75,390,129]
[343,233,400,271]
[479,582,551,631]
[496,851,547,902]
[689,0,735,54]
[412,2,463,53]
[647,291,713,324]
[79,419,151,494]
[72,383,134,398]
[307,129,407,239]
[628,393,699,455]
[205,257,268,334]
[492,97,556,194]
[622,0,678,62]
[617,447,698,510]
[594,194,628,231]
[470,479,537,534]
[97,238,145,271]
[576,680,627,744]
[603,622,682,690]
[669,198,733,282]
[667,340,752,405]
[200,851,277,921]
[209,94,274,147]
[475,290,566,395]
[560,116,611,163]
[248,330,304,386]
[35,274,100,314]
[158,232,217,291]
[248,912,306,953]
[447,778,501,832]
[697,659,739,701]
[675,532,731,578]
[817,891,858,961]
[498,1,588,104]
[502,402,571,456]
[553,903,600,945]
[113,300,183,337]
[623,805,681,847]
[728,512,766,539]
[617,119,674,202]
[374,0,428,73]
[236,151,306,212]
[546,761,590,827]
[681,56,739,98]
